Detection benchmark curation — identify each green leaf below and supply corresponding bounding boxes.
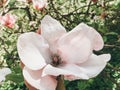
[6,73,24,83]
[5,40,11,45]
[12,65,22,73]
[103,36,107,42]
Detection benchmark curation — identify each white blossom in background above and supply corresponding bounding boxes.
[0,68,11,82]
[32,0,47,10]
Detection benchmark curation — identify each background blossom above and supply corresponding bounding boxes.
[0,68,11,82]
[0,14,16,28]
[32,0,47,10]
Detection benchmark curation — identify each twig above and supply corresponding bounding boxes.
[84,0,92,19]
[56,75,66,90]
[3,6,32,21]
[104,44,120,49]
[104,71,120,88]
[107,64,120,72]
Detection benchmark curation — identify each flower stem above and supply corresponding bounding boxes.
[56,75,66,90]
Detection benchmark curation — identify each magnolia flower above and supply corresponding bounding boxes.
[0,14,16,28]
[32,0,47,10]
[0,68,11,82]
[17,15,111,90]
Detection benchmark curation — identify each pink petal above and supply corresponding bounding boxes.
[78,23,104,51]
[41,15,66,53]
[42,64,89,80]
[57,23,104,64]
[78,54,111,78]
[0,14,16,28]
[40,75,57,90]
[17,32,51,70]
[23,67,57,90]
[57,25,93,64]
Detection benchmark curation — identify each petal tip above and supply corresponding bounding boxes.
[41,15,52,23]
[80,22,86,26]
[105,54,111,62]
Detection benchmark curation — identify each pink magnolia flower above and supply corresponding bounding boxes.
[0,14,16,28]
[17,15,111,90]
[32,0,47,10]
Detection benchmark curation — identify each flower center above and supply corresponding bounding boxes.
[51,54,62,67]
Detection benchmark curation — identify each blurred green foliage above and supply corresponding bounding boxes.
[0,0,120,90]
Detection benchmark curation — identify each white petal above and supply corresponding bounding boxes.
[57,24,93,64]
[0,75,5,82]
[79,23,104,51]
[79,54,111,78]
[42,64,89,80]
[23,67,57,90]
[17,32,51,70]
[41,15,66,53]
[0,68,11,76]
[57,23,104,64]
[0,68,11,82]
[40,75,57,90]
[23,67,42,89]
[41,15,66,42]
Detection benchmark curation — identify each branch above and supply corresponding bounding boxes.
[104,71,120,88]
[84,0,92,19]
[56,75,66,90]
[107,64,120,72]
[3,6,32,21]
[104,44,120,49]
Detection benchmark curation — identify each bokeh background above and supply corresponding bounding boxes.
[0,0,120,90]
